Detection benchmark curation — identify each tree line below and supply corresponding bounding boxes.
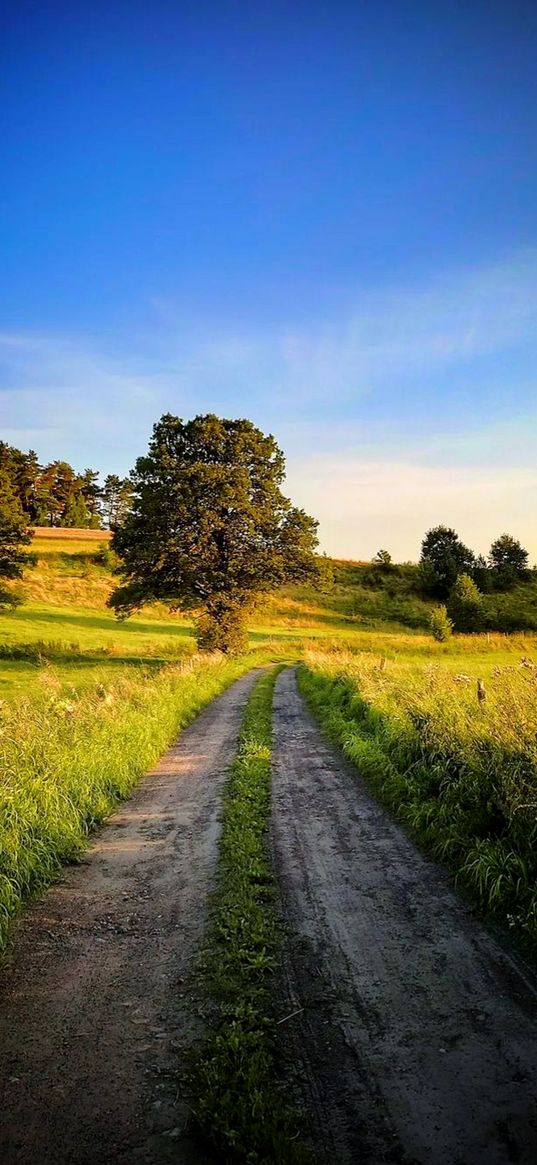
[0,442,133,530]
[419,525,532,637]
[375,525,531,596]
[0,423,534,647]
[375,526,533,637]
[418,525,531,596]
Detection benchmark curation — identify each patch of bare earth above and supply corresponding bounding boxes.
[271,667,537,1165]
[0,669,260,1165]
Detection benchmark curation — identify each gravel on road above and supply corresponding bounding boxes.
[0,669,260,1165]
[271,666,537,1165]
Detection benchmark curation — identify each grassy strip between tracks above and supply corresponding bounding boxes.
[0,653,262,953]
[298,652,537,955]
[190,666,310,1164]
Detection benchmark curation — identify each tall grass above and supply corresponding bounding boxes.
[299,646,537,952]
[0,653,258,951]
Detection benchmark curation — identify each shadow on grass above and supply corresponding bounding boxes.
[0,648,185,667]
[8,608,193,637]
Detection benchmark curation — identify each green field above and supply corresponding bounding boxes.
[300,642,537,951]
[3,530,537,698]
[1,529,537,955]
[0,534,420,696]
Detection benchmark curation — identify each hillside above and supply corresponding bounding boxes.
[1,529,536,698]
[22,529,537,631]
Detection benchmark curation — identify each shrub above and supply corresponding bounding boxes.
[429,605,453,641]
[373,549,393,569]
[92,543,118,569]
[447,574,484,632]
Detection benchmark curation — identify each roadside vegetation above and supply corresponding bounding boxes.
[190,667,310,1164]
[0,652,261,951]
[2,427,536,1154]
[299,644,537,953]
[2,512,537,965]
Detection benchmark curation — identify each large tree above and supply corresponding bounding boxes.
[419,525,476,598]
[109,414,319,651]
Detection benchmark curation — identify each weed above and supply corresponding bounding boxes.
[0,654,261,951]
[298,648,537,953]
[190,667,311,1164]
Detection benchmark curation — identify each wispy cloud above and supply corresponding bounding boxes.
[1,250,536,557]
[4,247,536,412]
[269,249,537,402]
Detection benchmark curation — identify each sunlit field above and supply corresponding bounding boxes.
[300,643,537,951]
[2,528,536,956]
[0,652,264,951]
[1,530,536,697]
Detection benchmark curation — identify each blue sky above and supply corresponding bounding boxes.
[2,1,536,559]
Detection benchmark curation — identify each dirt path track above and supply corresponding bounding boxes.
[0,669,260,1165]
[271,667,537,1165]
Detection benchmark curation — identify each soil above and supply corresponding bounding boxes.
[271,667,537,1165]
[0,669,260,1165]
[2,663,537,1165]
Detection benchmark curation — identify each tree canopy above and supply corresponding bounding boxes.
[109,414,319,650]
[446,573,484,632]
[488,533,529,586]
[0,462,34,608]
[419,525,476,598]
[0,442,133,529]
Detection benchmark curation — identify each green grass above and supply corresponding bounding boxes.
[0,653,263,952]
[4,529,537,963]
[190,667,310,1164]
[0,603,195,695]
[2,535,536,737]
[299,645,537,953]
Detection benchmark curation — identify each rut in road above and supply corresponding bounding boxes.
[0,668,261,1165]
[271,667,537,1165]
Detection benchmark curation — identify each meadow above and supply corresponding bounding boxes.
[1,529,537,955]
[299,643,537,952]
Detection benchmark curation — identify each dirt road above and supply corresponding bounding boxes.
[0,669,260,1165]
[271,667,537,1165]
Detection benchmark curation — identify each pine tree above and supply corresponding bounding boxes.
[80,468,102,528]
[102,475,133,528]
[0,465,34,607]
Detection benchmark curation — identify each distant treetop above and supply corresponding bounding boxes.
[0,441,133,530]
